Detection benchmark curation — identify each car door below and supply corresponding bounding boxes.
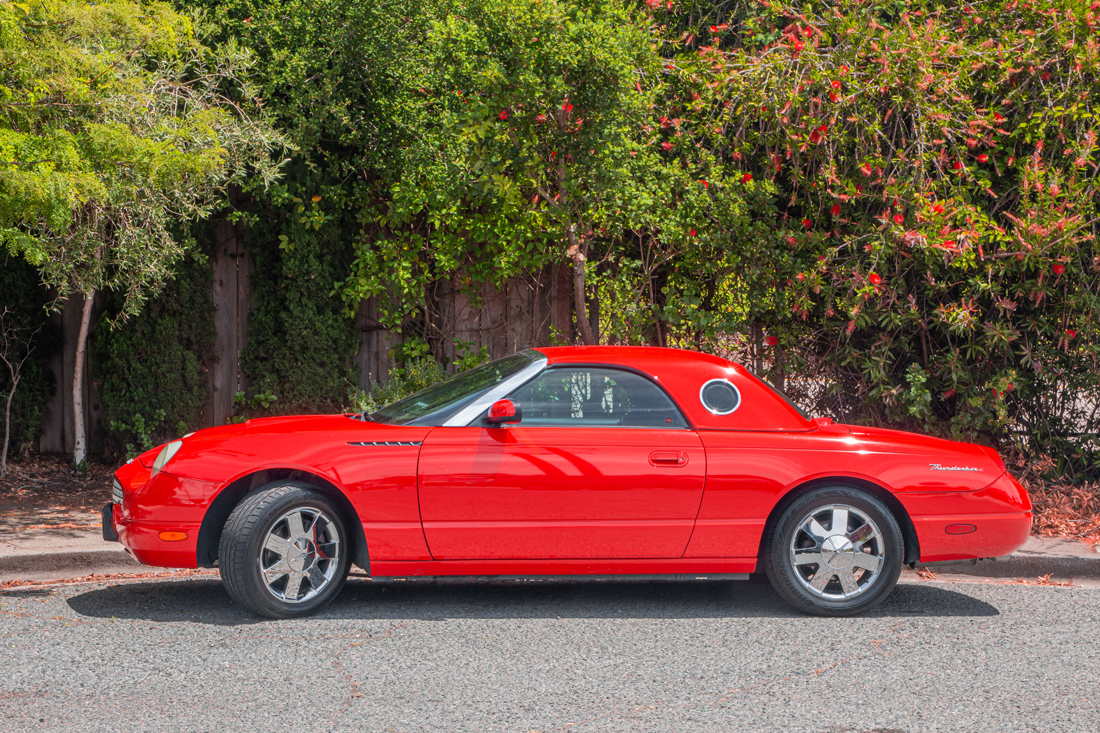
[417,366,706,560]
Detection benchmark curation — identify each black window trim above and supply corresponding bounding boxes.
[468,363,695,430]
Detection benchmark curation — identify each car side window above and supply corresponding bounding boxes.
[508,368,688,428]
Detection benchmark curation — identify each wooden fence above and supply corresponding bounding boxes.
[35,226,581,454]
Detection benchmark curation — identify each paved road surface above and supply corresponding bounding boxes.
[2,576,1097,732]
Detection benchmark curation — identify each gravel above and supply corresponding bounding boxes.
[1,577,1097,732]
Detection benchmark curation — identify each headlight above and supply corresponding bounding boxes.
[151,440,183,477]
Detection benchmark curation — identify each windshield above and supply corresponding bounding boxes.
[369,351,537,426]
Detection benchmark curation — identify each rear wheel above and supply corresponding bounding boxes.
[764,486,903,616]
[219,483,349,619]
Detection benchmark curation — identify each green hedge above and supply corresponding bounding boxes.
[0,254,59,460]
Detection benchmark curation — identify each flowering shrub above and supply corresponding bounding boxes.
[658,0,1100,476]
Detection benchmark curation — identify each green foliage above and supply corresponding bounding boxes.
[347,357,448,414]
[239,195,360,412]
[0,0,286,314]
[92,252,215,456]
[0,254,58,459]
[656,0,1100,475]
[110,409,167,460]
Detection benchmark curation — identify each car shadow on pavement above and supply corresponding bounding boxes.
[64,577,998,626]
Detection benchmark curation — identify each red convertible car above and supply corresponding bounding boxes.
[104,346,1031,618]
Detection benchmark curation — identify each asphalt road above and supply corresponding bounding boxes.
[2,576,1097,732]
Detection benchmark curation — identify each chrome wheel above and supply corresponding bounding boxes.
[259,507,341,603]
[789,503,885,600]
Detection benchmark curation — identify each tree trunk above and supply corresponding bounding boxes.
[72,291,94,467]
[566,226,596,346]
[2,375,18,478]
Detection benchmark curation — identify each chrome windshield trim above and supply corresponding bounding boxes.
[444,352,548,427]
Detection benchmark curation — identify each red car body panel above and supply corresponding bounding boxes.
[417,426,706,559]
[108,346,1032,575]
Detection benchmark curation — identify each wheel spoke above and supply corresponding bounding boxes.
[262,558,290,586]
[793,551,823,567]
[847,522,877,547]
[286,511,308,541]
[851,552,882,573]
[799,517,830,545]
[810,567,835,591]
[830,508,849,535]
[264,533,291,557]
[305,564,327,591]
[836,567,859,595]
[284,571,305,600]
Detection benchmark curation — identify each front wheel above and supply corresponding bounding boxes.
[219,483,350,619]
[764,486,903,617]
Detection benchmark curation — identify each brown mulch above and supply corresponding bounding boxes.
[0,454,114,512]
[0,568,218,592]
[1013,456,1100,547]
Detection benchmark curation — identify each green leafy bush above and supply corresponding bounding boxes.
[92,253,216,457]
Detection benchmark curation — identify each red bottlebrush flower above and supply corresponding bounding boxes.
[818,124,828,134]
[831,80,842,89]
[661,141,673,151]
[710,25,719,32]
[893,214,904,225]
[498,109,509,120]
[829,92,840,103]
[802,218,812,229]
[840,65,849,75]
[932,203,944,214]
[535,114,547,122]
[1041,71,1051,82]
[741,173,752,184]
[860,163,872,176]
[796,273,806,282]
[689,228,696,237]
[943,389,957,399]
[809,131,822,144]
[1067,329,1077,339]
[1053,264,1066,275]
[792,40,804,53]
[562,102,573,113]
[869,272,882,285]
[1049,184,1061,196]
[977,153,988,163]
[830,204,841,216]
[700,179,708,189]
[786,237,797,247]
[943,240,957,249]
[803,26,814,37]
[994,112,1005,122]
[550,150,558,158]
[953,160,963,170]
[765,335,779,346]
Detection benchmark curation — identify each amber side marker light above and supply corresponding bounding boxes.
[158,531,188,542]
[945,524,977,535]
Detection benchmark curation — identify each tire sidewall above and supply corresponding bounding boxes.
[766,486,903,616]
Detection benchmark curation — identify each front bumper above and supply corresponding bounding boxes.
[105,470,216,569]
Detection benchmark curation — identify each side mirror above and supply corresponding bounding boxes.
[487,399,522,425]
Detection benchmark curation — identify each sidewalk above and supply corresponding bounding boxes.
[3,502,1098,586]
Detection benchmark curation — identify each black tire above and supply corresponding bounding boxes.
[764,485,903,617]
[219,482,350,619]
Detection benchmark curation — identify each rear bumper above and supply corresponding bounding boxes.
[906,471,1033,563]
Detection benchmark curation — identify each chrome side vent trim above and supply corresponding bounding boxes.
[347,441,422,447]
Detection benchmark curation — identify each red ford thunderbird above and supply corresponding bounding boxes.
[103,346,1031,618]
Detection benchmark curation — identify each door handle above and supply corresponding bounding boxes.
[649,451,687,467]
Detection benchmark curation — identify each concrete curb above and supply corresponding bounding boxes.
[916,554,1100,580]
[0,548,141,582]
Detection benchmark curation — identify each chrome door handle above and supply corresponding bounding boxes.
[649,451,687,467]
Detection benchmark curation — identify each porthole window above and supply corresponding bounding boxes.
[700,379,741,415]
